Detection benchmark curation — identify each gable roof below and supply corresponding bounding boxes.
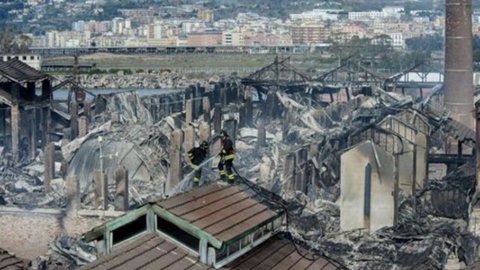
[154,183,283,248]
[0,59,49,83]
[81,233,206,270]
[84,183,284,249]
[81,233,344,270]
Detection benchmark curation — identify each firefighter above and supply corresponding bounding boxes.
[188,141,209,186]
[218,130,236,183]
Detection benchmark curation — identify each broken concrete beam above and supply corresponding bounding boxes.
[185,99,193,125]
[184,126,195,154]
[11,104,20,162]
[203,96,211,123]
[114,166,129,211]
[66,175,80,216]
[282,109,293,142]
[199,122,211,143]
[213,103,222,134]
[43,142,55,192]
[94,171,108,210]
[78,116,88,137]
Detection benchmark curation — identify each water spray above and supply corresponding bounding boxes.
[167,154,217,196]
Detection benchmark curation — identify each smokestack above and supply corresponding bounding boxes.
[444,0,474,129]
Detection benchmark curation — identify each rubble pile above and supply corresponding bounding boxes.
[32,235,96,270]
[64,92,176,209]
[55,72,222,90]
[0,159,66,209]
[1,74,480,269]
[221,88,480,269]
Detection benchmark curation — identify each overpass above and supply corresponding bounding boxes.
[30,44,331,57]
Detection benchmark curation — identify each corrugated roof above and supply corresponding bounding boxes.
[0,59,49,83]
[156,183,280,244]
[0,248,26,270]
[82,233,344,270]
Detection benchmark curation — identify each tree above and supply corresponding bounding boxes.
[0,27,32,54]
[405,34,443,51]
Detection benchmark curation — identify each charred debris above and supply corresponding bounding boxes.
[0,56,479,269]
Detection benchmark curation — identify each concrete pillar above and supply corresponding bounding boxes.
[213,84,221,104]
[193,85,202,120]
[41,79,52,100]
[245,90,253,127]
[203,96,211,123]
[164,97,170,115]
[11,104,20,162]
[84,101,92,122]
[26,82,35,101]
[70,101,78,138]
[114,167,129,211]
[78,116,88,137]
[66,175,80,216]
[223,119,238,146]
[184,126,195,154]
[213,103,222,134]
[238,104,246,129]
[94,171,108,210]
[95,96,107,115]
[185,99,193,125]
[11,83,20,101]
[220,86,227,106]
[42,107,51,144]
[43,142,55,192]
[295,148,308,193]
[265,91,276,119]
[476,101,480,190]
[199,122,211,143]
[168,129,184,192]
[0,110,4,147]
[257,124,266,150]
[29,110,37,160]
